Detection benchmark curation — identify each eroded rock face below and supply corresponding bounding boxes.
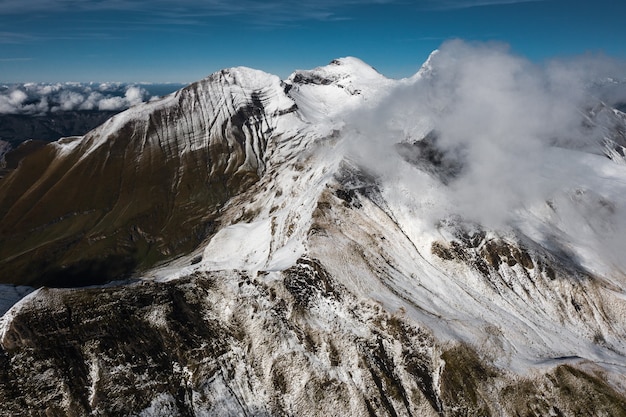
[1,261,624,416]
[429,224,612,339]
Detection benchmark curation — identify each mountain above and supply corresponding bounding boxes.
[0,111,119,148]
[0,68,293,286]
[1,55,626,416]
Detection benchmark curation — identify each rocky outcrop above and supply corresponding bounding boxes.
[1,261,624,416]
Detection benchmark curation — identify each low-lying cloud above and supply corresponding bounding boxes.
[345,40,626,268]
[0,83,154,115]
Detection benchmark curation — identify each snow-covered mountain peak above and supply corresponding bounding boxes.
[289,56,384,86]
[65,64,298,164]
[200,66,282,93]
[326,56,385,80]
[2,52,626,415]
[285,57,393,122]
[410,49,439,81]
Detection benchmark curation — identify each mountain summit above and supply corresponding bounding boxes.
[1,50,626,415]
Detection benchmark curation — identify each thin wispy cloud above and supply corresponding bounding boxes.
[0,0,393,22]
[0,1,381,34]
[0,30,123,45]
[50,32,124,41]
[0,0,549,35]
[0,58,33,62]
[423,0,547,10]
[0,32,38,44]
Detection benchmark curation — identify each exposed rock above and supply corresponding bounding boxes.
[1,264,624,416]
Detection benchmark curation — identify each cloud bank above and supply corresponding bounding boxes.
[0,83,154,115]
[346,40,626,240]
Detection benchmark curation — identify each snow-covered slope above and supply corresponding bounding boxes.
[1,53,626,415]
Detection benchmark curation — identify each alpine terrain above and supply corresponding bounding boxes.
[1,46,626,416]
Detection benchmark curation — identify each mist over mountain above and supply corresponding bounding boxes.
[1,41,626,416]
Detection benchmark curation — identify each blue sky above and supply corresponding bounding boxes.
[1,0,625,83]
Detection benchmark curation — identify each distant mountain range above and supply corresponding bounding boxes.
[0,110,119,147]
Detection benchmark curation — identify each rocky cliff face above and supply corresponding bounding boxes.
[1,56,626,416]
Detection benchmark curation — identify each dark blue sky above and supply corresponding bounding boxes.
[1,0,625,82]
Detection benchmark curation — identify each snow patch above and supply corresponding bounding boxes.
[202,219,272,271]
[53,136,83,157]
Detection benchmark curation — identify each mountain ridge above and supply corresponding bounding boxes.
[0,66,298,286]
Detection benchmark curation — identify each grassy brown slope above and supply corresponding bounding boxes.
[0,86,269,287]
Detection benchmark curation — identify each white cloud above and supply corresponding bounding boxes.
[345,40,626,230]
[97,96,127,111]
[8,89,27,106]
[54,91,85,111]
[0,82,151,115]
[79,92,101,111]
[124,86,145,106]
